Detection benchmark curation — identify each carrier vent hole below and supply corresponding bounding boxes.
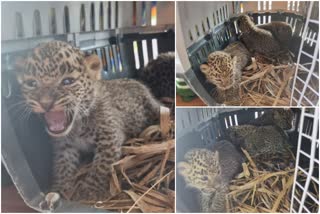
[15,12,24,38]
[99,2,104,30]
[90,3,95,31]
[64,6,70,33]
[33,10,42,36]
[133,41,140,69]
[49,8,57,34]
[152,38,158,59]
[80,4,86,32]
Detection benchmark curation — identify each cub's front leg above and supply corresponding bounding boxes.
[51,143,80,198]
[73,125,125,201]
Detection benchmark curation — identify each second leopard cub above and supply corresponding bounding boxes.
[200,41,250,104]
[237,14,282,56]
[15,41,160,201]
[225,125,290,158]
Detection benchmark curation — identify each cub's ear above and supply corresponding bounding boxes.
[200,64,210,74]
[177,162,190,177]
[84,54,102,80]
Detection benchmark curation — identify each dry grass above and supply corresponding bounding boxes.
[225,53,296,106]
[68,107,175,213]
[226,148,319,213]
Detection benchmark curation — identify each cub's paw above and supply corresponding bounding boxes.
[39,192,61,211]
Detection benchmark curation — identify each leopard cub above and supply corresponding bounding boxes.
[200,41,250,104]
[237,14,282,56]
[225,125,290,158]
[257,22,293,50]
[247,108,294,130]
[178,141,243,212]
[15,41,161,201]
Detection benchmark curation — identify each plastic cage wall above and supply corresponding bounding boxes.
[176,107,319,213]
[176,1,319,106]
[1,1,174,212]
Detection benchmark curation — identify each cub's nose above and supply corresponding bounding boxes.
[39,92,55,112]
[40,100,54,112]
[39,88,56,112]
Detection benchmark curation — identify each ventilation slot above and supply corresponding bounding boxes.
[133,41,140,69]
[49,8,57,34]
[229,115,233,126]
[141,2,146,26]
[64,6,70,33]
[99,3,104,30]
[90,3,95,31]
[33,10,42,36]
[234,114,239,126]
[116,45,123,72]
[287,1,291,10]
[100,47,107,71]
[142,40,149,66]
[255,111,259,119]
[189,30,193,41]
[107,2,111,28]
[109,46,116,73]
[133,2,137,26]
[195,24,200,37]
[202,21,206,34]
[212,13,216,26]
[152,38,158,59]
[80,4,86,32]
[115,2,119,28]
[206,17,210,29]
[15,12,24,38]
[224,117,229,129]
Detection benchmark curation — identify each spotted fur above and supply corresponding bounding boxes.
[178,141,243,212]
[248,108,294,130]
[178,149,221,192]
[258,21,293,49]
[237,14,282,56]
[138,52,175,99]
[225,125,290,158]
[200,41,250,104]
[15,41,160,201]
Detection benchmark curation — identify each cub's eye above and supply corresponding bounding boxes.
[201,176,208,181]
[61,77,76,85]
[24,79,37,89]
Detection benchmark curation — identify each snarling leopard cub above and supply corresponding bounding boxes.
[15,41,160,201]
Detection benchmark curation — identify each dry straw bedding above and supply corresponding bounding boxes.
[227,148,319,213]
[67,106,175,213]
[224,52,319,106]
[225,52,296,106]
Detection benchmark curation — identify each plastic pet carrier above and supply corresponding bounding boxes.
[1,1,174,212]
[176,107,319,213]
[176,1,319,106]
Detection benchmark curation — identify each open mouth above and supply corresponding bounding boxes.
[43,110,74,137]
